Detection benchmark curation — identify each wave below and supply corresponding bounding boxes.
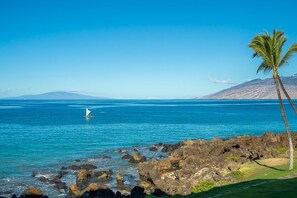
[0,106,23,109]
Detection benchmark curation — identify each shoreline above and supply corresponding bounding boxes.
[1,132,297,197]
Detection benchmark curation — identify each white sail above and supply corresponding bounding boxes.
[86,108,91,117]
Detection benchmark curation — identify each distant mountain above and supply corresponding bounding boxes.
[202,74,297,99]
[4,92,102,100]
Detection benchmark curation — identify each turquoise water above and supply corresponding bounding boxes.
[0,99,297,196]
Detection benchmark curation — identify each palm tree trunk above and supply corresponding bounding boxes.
[278,75,297,115]
[274,76,294,170]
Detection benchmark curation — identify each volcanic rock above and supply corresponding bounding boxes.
[138,132,297,195]
[20,187,43,198]
[130,186,145,198]
[129,152,146,163]
[76,170,95,188]
[121,154,131,160]
[64,164,97,171]
[69,184,82,198]
[116,174,125,186]
[148,146,158,151]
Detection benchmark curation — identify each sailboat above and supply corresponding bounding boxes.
[84,108,94,118]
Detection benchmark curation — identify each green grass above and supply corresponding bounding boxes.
[146,158,297,198]
[191,178,297,198]
[227,156,240,162]
[191,180,214,193]
[277,147,287,154]
[240,159,297,180]
[190,158,297,198]
[231,170,245,179]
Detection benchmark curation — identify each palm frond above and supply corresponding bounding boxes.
[273,30,284,43]
[275,37,287,65]
[249,30,297,74]
[279,43,297,67]
[249,33,274,68]
[252,52,259,58]
[256,61,272,74]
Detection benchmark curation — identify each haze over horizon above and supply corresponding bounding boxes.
[1,0,297,99]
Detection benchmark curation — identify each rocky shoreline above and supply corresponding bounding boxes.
[2,132,297,198]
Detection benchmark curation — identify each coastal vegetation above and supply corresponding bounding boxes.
[227,156,240,162]
[230,170,245,179]
[277,147,288,154]
[190,158,297,198]
[249,30,297,170]
[191,180,214,193]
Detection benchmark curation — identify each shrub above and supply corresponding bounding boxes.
[277,147,287,154]
[192,180,214,193]
[231,170,245,179]
[227,156,240,162]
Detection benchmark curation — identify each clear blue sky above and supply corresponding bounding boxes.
[1,0,297,98]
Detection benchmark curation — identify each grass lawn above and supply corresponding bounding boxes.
[192,177,297,198]
[191,158,297,198]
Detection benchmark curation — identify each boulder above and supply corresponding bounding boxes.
[97,173,112,183]
[66,165,81,170]
[80,164,97,170]
[149,146,158,151]
[21,187,43,197]
[76,169,94,188]
[70,183,110,198]
[38,176,50,183]
[116,174,125,186]
[129,152,146,163]
[55,181,67,190]
[121,154,132,160]
[57,170,68,178]
[130,186,145,198]
[83,183,101,192]
[80,188,115,198]
[161,142,183,153]
[69,184,81,197]
[65,164,97,171]
[138,180,154,194]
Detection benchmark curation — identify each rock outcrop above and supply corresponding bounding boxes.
[129,152,147,164]
[17,132,297,198]
[62,164,97,171]
[138,132,297,195]
[69,184,145,198]
[76,170,95,188]
[18,187,48,198]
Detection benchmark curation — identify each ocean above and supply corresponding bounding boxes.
[0,99,297,197]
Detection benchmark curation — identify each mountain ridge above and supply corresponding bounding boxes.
[202,74,297,99]
[2,92,103,100]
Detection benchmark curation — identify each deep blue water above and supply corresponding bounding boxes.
[0,99,297,196]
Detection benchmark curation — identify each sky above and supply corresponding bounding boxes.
[1,0,297,99]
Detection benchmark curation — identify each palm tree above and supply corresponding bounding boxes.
[278,76,297,115]
[249,30,297,170]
